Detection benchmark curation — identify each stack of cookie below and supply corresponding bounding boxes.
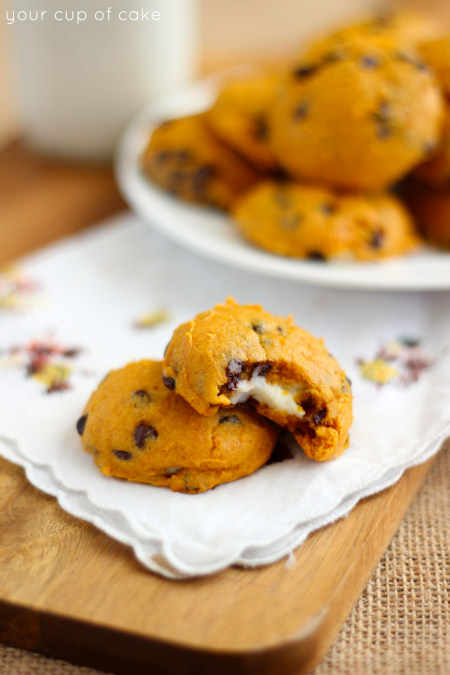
[401,37,450,250]
[76,299,353,493]
[140,11,450,261]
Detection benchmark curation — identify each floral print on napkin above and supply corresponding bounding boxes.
[133,308,171,329]
[357,337,433,387]
[3,339,82,393]
[0,266,41,312]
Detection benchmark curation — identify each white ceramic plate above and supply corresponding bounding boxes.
[116,77,450,291]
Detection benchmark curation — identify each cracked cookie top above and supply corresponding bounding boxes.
[163,298,353,461]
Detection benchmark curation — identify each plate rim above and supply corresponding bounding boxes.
[115,76,450,292]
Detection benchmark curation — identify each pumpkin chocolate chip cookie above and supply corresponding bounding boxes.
[77,360,279,493]
[232,180,420,261]
[205,70,280,172]
[307,10,440,54]
[269,41,443,190]
[140,113,260,210]
[162,298,353,461]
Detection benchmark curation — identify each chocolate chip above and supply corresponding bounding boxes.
[280,213,302,230]
[374,100,391,123]
[191,164,215,196]
[375,101,391,122]
[253,115,268,140]
[225,359,246,392]
[369,229,384,249]
[132,389,151,400]
[394,51,428,71]
[172,149,191,161]
[321,203,337,215]
[292,64,317,79]
[394,50,409,61]
[251,322,265,334]
[162,375,175,390]
[154,150,171,164]
[219,414,242,425]
[360,55,380,69]
[293,101,309,121]
[307,251,326,261]
[276,325,286,335]
[131,389,152,406]
[313,407,327,426]
[76,414,87,436]
[415,60,428,72]
[113,450,132,461]
[377,125,392,140]
[253,362,272,377]
[302,396,315,414]
[134,423,158,448]
[194,164,215,181]
[323,50,345,64]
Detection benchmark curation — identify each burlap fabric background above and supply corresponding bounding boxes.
[1,443,448,675]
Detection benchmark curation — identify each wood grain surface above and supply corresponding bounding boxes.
[0,140,442,675]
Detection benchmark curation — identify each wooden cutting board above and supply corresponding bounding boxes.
[0,140,441,675]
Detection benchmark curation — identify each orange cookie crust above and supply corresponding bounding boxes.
[140,114,260,211]
[163,299,353,462]
[205,70,280,172]
[269,41,443,190]
[77,360,279,493]
[233,180,420,261]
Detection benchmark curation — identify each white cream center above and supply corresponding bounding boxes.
[229,374,305,417]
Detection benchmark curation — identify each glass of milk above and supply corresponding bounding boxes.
[8,0,198,161]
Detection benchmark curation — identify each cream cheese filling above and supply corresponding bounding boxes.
[229,374,305,417]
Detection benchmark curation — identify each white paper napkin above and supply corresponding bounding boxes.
[1,213,449,578]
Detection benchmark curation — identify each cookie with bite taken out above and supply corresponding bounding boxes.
[162,299,353,461]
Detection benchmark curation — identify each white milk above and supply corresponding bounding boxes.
[9,1,198,160]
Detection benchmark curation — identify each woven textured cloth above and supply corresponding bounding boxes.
[1,443,448,675]
[313,441,450,675]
